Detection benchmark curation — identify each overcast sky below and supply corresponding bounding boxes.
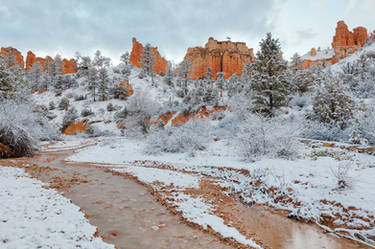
[0,0,374,65]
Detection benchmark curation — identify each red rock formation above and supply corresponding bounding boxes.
[129,38,168,76]
[25,51,77,74]
[0,47,24,68]
[62,58,77,74]
[301,21,369,69]
[183,37,254,80]
[332,21,368,60]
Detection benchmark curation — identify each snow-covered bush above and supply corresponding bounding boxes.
[289,93,312,109]
[125,89,160,134]
[49,101,55,110]
[107,103,115,112]
[81,107,94,117]
[301,119,352,142]
[0,100,58,157]
[236,113,300,160]
[61,107,78,131]
[58,97,70,110]
[145,120,210,154]
[312,78,354,129]
[74,95,86,101]
[114,105,128,120]
[0,123,34,158]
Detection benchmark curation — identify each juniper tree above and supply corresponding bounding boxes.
[251,33,289,115]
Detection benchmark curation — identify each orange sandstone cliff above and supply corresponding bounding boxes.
[26,51,77,74]
[183,38,254,80]
[0,47,24,68]
[301,21,368,69]
[129,38,168,76]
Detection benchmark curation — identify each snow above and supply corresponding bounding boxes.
[301,48,335,61]
[68,136,375,242]
[0,166,114,249]
[172,193,262,249]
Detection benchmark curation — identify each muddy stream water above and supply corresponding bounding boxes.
[1,145,371,249]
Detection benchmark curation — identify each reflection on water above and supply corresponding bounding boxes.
[283,227,339,249]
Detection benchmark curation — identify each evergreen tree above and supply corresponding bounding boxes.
[228,73,239,97]
[250,33,289,115]
[120,52,131,82]
[29,62,42,91]
[52,54,63,77]
[206,67,213,83]
[93,50,110,69]
[140,43,155,78]
[215,72,225,97]
[0,55,15,99]
[312,77,354,129]
[178,60,193,94]
[88,67,98,101]
[164,61,174,87]
[97,67,110,101]
[290,53,302,69]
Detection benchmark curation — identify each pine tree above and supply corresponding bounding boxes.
[97,67,109,101]
[140,43,155,78]
[164,61,174,87]
[178,60,193,95]
[93,50,110,69]
[206,67,213,83]
[290,53,302,69]
[88,67,98,101]
[228,73,239,97]
[120,52,131,82]
[52,54,63,77]
[29,62,42,91]
[0,55,15,99]
[215,72,225,97]
[251,33,289,115]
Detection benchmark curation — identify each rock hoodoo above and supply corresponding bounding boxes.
[129,38,168,76]
[301,21,369,69]
[183,37,254,80]
[25,51,77,74]
[0,47,24,68]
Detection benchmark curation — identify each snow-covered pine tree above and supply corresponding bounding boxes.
[240,62,251,94]
[228,73,239,97]
[140,43,155,79]
[97,67,110,101]
[29,61,42,91]
[120,52,131,82]
[251,33,289,115]
[0,55,16,99]
[178,60,193,95]
[312,76,354,129]
[93,50,110,69]
[52,55,63,77]
[215,72,225,97]
[206,67,213,83]
[87,66,98,101]
[164,61,175,87]
[290,53,302,69]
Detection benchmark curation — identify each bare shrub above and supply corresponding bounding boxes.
[236,113,300,160]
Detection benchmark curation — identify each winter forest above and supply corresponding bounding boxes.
[2,15,375,249]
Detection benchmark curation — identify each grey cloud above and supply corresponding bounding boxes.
[0,0,279,63]
[296,28,317,40]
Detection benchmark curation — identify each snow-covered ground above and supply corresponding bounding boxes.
[0,166,114,249]
[67,136,375,246]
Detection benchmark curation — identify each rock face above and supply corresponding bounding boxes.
[301,21,369,69]
[129,38,168,76]
[183,37,254,80]
[26,51,77,74]
[331,21,368,60]
[0,47,24,68]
